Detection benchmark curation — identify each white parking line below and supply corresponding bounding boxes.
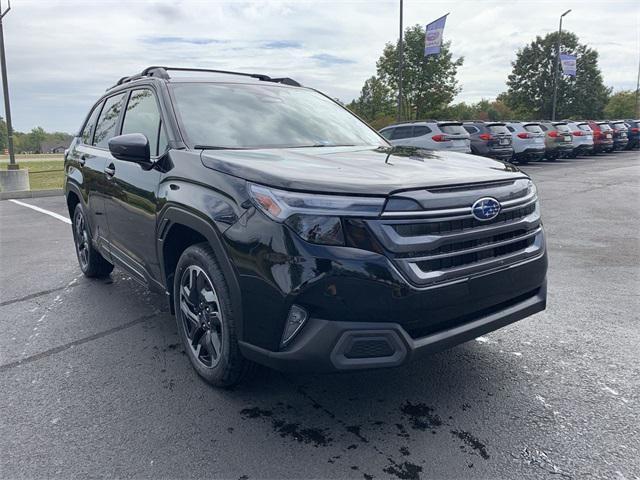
[8,199,71,224]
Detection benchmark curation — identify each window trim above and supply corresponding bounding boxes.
[79,100,105,146]
[120,87,169,158]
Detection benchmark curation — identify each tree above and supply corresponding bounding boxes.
[376,24,463,120]
[604,90,637,119]
[347,75,394,123]
[504,31,610,119]
[0,117,7,152]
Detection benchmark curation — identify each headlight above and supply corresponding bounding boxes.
[248,183,385,246]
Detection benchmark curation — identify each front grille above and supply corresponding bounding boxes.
[393,202,536,237]
[365,178,545,286]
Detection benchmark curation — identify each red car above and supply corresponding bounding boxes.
[587,121,614,153]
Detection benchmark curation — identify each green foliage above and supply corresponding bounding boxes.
[604,90,638,119]
[438,98,517,122]
[346,76,394,123]
[0,117,7,151]
[0,123,73,154]
[377,25,463,120]
[503,31,611,119]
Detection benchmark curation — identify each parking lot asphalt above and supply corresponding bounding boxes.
[1,151,639,480]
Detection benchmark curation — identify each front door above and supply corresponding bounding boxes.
[103,88,168,285]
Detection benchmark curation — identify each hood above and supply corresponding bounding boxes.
[201,145,527,195]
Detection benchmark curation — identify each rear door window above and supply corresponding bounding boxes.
[81,102,103,145]
[94,93,126,148]
[440,124,466,135]
[487,124,509,135]
[524,124,543,134]
[121,89,163,156]
[391,126,414,140]
[413,126,431,137]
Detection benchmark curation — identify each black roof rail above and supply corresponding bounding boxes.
[107,66,301,91]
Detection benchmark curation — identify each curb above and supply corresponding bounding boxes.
[0,189,64,200]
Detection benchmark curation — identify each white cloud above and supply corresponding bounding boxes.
[1,0,638,132]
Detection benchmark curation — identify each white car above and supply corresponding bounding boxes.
[380,121,471,153]
[564,121,594,156]
[505,122,546,163]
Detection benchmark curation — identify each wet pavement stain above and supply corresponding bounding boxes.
[400,401,443,431]
[239,407,273,419]
[399,446,410,456]
[383,458,423,480]
[240,406,332,447]
[451,430,490,459]
[395,423,410,438]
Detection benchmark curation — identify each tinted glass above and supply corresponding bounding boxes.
[81,102,103,144]
[380,129,393,139]
[122,89,162,156]
[577,123,592,132]
[94,93,126,148]
[391,127,414,139]
[463,125,478,134]
[172,83,384,148]
[413,126,431,136]
[539,124,548,131]
[487,124,509,134]
[507,126,515,132]
[158,122,168,154]
[440,124,466,135]
[524,124,543,133]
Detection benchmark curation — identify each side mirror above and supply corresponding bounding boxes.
[108,133,151,165]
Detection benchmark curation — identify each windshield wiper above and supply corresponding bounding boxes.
[194,145,249,150]
[290,143,357,148]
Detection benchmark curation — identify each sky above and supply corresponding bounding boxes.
[1,0,639,133]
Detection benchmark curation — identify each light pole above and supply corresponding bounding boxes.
[397,0,404,121]
[551,9,571,121]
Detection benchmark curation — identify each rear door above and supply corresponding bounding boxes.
[102,88,168,285]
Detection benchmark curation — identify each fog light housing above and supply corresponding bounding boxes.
[280,305,308,348]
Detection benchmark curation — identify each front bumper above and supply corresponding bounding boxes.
[240,279,546,372]
[238,249,548,372]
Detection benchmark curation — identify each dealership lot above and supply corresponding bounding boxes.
[1,151,638,479]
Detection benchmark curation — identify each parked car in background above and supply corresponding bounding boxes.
[608,120,629,151]
[462,121,513,161]
[587,120,614,153]
[379,121,471,153]
[539,121,574,160]
[564,121,594,157]
[505,121,545,163]
[624,119,640,150]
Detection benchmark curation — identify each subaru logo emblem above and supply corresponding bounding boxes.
[472,197,501,221]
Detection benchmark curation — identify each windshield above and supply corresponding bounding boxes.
[171,83,386,149]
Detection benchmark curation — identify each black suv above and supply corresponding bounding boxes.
[65,67,547,387]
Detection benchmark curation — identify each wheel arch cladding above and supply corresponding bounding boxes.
[158,207,244,339]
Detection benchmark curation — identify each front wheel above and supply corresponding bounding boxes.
[173,243,254,387]
[72,203,113,278]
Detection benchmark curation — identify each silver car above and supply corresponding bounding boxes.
[380,121,471,153]
[564,121,594,156]
[505,122,546,163]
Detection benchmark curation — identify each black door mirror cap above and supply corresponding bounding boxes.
[109,133,152,166]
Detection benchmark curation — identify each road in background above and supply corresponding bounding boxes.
[1,151,638,479]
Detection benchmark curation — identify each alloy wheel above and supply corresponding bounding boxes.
[179,265,224,368]
[74,212,90,270]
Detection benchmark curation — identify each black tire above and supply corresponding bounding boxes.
[173,243,254,387]
[72,203,113,278]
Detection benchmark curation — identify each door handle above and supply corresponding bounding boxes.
[104,163,116,178]
[79,154,88,166]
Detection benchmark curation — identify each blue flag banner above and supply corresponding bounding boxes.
[560,53,577,77]
[424,14,448,57]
